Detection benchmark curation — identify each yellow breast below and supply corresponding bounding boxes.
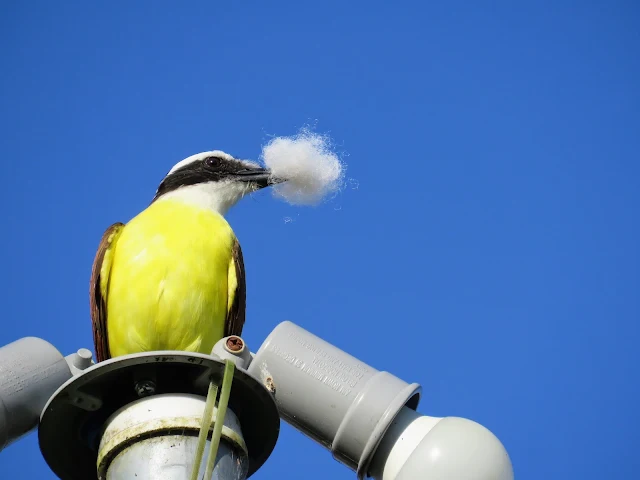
[106,199,235,357]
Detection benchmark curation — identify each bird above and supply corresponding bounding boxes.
[90,150,280,362]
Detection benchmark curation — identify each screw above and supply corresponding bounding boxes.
[225,336,244,352]
[135,380,156,397]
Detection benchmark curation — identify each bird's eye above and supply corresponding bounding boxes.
[205,157,218,167]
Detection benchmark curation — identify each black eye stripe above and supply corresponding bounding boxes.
[152,156,248,203]
[204,156,243,175]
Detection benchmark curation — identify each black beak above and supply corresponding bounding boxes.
[235,167,285,188]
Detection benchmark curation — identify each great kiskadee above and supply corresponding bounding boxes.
[90,151,279,362]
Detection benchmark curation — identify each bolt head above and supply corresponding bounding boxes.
[225,336,244,352]
[134,380,156,397]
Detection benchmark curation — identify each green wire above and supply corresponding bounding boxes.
[189,381,219,480]
[203,359,235,479]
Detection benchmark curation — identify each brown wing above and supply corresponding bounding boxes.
[224,237,246,337]
[89,222,125,362]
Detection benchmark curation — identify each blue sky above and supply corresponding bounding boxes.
[1,1,638,479]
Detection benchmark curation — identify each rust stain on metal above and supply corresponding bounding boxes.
[265,376,276,394]
[226,336,244,352]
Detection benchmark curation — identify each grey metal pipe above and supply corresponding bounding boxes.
[0,337,72,451]
[247,321,421,479]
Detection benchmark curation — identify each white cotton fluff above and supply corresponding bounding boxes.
[261,129,345,205]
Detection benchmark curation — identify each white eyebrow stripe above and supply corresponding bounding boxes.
[167,150,236,174]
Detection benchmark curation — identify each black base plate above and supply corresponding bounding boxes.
[38,351,280,480]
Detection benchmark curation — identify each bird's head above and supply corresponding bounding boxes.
[152,151,281,214]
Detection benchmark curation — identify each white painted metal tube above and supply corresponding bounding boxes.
[97,393,248,480]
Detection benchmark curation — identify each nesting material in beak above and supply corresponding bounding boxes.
[260,129,345,205]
